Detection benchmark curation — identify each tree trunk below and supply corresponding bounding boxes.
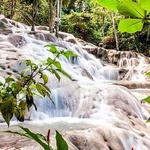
[48,0,56,33]
[31,0,38,31]
[111,13,119,51]
[10,0,16,19]
[55,0,61,37]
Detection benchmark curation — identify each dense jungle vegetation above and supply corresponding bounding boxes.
[0,0,149,53]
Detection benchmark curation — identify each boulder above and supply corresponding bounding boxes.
[8,35,27,47]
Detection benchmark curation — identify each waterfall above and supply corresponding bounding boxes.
[1,17,150,150]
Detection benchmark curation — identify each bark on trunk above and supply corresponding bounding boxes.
[31,0,38,31]
[10,0,16,19]
[48,0,56,33]
[55,0,60,37]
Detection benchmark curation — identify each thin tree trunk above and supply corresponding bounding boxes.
[48,0,56,33]
[10,0,16,19]
[111,13,119,51]
[55,0,60,37]
[31,0,38,31]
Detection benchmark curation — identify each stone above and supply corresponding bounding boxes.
[36,26,49,31]
[0,29,13,35]
[0,20,7,29]
[8,35,27,47]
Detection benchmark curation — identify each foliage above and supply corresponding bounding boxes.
[62,0,92,13]
[60,8,112,44]
[6,126,68,150]
[1,0,149,52]
[96,0,150,34]
[0,44,77,126]
[36,0,49,26]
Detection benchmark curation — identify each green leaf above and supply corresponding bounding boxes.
[117,0,145,18]
[47,57,53,65]
[96,0,119,11]
[57,69,72,80]
[146,118,150,123]
[36,83,51,98]
[11,82,22,95]
[118,18,143,33]
[53,70,61,81]
[14,107,25,122]
[2,112,13,127]
[36,133,47,142]
[0,99,16,126]
[5,127,54,150]
[26,95,35,110]
[56,131,68,150]
[4,130,30,138]
[38,83,51,94]
[16,101,27,120]
[36,83,47,97]
[139,0,150,11]
[19,101,27,110]
[53,61,62,70]
[0,82,3,86]
[63,51,78,59]
[25,60,32,66]
[5,77,15,83]
[145,71,150,76]
[42,74,49,84]
[19,126,53,150]
[45,44,58,54]
[143,96,150,104]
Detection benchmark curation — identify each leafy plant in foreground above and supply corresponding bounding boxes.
[0,44,77,126]
[6,126,68,150]
[96,0,150,33]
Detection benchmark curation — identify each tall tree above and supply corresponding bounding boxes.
[48,0,74,35]
[48,0,56,33]
[21,0,40,31]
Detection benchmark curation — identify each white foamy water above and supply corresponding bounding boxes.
[1,18,150,150]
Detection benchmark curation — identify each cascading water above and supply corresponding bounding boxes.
[1,17,150,150]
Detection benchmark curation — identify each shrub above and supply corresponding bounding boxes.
[60,10,112,44]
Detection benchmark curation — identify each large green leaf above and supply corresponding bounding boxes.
[6,126,53,150]
[96,0,119,11]
[56,131,68,150]
[118,18,143,33]
[19,126,53,150]
[117,0,145,18]
[139,0,150,11]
